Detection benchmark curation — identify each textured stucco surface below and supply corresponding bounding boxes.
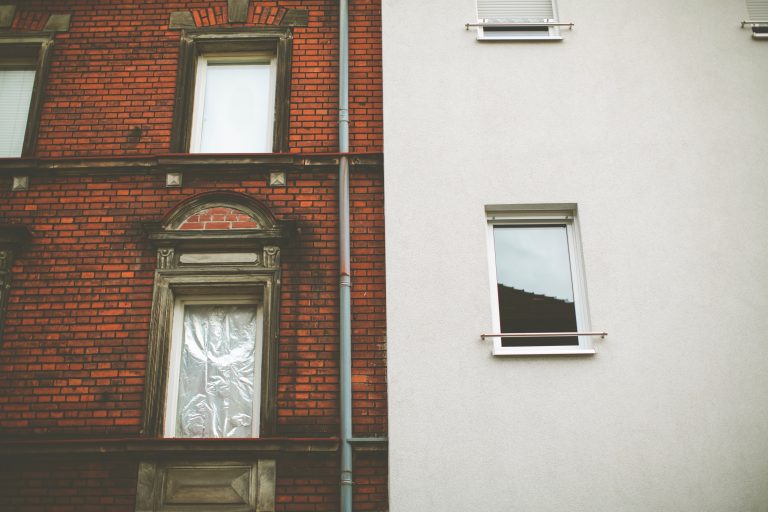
[382,0,768,510]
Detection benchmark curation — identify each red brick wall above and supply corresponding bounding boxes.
[8,0,382,157]
[0,460,138,511]
[0,0,386,510]
[0,170,385,438]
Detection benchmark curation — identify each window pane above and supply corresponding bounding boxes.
[176,304,258,437]
[493,225,578,346]
[0,69,35,157]
[199,63,272,153]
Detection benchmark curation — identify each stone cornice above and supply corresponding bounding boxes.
[0,437,342,459]
[0,152,383,176]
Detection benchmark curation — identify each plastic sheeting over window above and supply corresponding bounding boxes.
[176,304,259,438]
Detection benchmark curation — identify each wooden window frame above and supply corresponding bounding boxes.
[170,29,293,153]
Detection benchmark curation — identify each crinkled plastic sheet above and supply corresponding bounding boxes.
[177,305,257,438]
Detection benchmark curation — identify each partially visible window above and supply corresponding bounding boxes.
[171,30,293,153]
[486,206,593,355]
[165,298,264,438]
[746,0,768,39]
[190,54,277,153]
[475,0,562,41]
[0,35,53,157]
[0,63,35,157]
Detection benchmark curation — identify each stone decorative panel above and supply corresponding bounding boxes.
[135,460,276,512]
[43,13,71,32]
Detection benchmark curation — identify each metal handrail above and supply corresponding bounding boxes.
[466,21,574,30]
[741,20,768,27]
[481,331,607,339]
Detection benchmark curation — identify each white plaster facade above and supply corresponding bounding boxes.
[382,0,768,510]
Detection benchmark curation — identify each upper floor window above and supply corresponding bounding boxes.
[171,29,293,154]
[475,0,563,41]
[190,54,277,153]
[486,205,593,355]
[0,35,53,157]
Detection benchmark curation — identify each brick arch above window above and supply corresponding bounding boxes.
[177,206,261,230]
[161,191,279,231]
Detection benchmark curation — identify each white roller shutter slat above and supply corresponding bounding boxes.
[747,0,768,19]
[477,0,554,20]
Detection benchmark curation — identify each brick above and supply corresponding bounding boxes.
[0,1,386,510]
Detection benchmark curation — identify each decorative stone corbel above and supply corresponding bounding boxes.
[157,248,175,270]
[263,246,280,268]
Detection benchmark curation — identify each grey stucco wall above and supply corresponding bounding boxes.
[382,0,768,510]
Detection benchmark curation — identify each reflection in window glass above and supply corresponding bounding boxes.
[493,225,577,346]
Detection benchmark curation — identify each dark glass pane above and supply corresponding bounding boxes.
[484,26,549,33]
[493,226,578,347]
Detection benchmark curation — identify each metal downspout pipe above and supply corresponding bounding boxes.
[338,0,353,511]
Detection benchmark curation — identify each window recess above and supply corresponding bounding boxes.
[485,206,600,356]
[470,0,572,41]
[171,29,293,153]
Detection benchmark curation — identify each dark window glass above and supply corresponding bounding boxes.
[493,225,578,346]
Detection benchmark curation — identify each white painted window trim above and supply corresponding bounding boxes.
[164,296,264,437]
[475,0,562,41]
[485,205,594,356]
[189,53,277,153]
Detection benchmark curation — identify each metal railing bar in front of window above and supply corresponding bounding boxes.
[480,331,607,340]
[741,20,768,27]
[465,22,575,30]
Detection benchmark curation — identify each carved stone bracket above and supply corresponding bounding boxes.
[263,246,280,268]
[157,248,175,270]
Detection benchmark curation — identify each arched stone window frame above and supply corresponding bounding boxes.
[141,192,296,438]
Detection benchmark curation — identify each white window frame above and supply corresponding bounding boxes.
[475,0,562,41]
[486,205,594,356]
[189,53,277,153]
[164,296,264,438]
